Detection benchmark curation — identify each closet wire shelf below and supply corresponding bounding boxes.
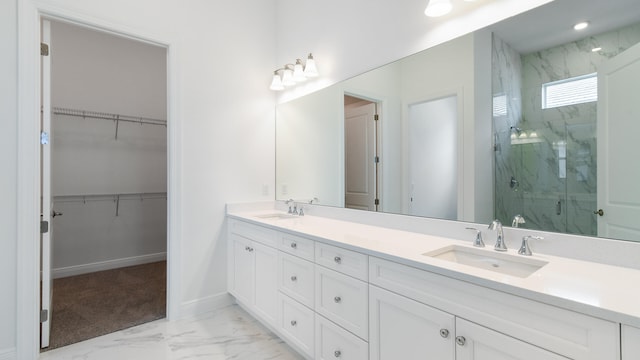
[52,107,167,140]
[53,192,167,217]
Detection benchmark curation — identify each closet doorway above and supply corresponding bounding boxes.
[40,19,168,350]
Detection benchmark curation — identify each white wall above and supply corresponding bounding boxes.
[0,0,17,356]
[50,21,167,276]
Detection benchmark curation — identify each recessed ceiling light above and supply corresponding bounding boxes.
[574,22,589,30]
[592,47,602,52]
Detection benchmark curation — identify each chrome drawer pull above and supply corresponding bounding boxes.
[290,320,297,326]
[456,336,466,346]
[440,329,449,338]
[334,296,342,303]
[334,350,342,357]
[334,256,342,264]
[290,242,297,249]
[290,275,297,282]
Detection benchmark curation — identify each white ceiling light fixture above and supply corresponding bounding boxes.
[424,0,453,17]
[270,53,320,91]
[574,21,589,30]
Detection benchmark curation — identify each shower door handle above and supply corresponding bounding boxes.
[52,210,63,218]
[593,209,604,216]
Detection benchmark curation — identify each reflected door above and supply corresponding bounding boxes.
[408,95,458,219]
[597,41,640,241]
[345,98,378,211]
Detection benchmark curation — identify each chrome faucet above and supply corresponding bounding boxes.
[512,214,526,228]
[518,235,543,256]
[286,199,295,214]
[465,227,485,247]
[488,220,507,251]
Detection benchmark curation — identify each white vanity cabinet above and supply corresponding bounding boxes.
[227,216,625,360]
[369,285,455,360]
[622,325,640,359]
[227,220,279,327]
[369,256,619,360]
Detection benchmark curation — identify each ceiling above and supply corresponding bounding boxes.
[489,0,640,54]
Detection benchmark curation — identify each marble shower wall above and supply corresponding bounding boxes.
[493,22,640,236]
[492,34,524,228]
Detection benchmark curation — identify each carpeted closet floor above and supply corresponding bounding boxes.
[43,261,166,351]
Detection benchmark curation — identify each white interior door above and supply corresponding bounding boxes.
[345,100,378,211]
[408,95,458,219]
[40,19,53,349]
[597,41,640,241]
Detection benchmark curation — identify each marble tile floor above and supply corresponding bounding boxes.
[39,304,304,360]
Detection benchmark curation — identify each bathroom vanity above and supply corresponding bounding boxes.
[227,204,640,360]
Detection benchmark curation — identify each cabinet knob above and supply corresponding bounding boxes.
[334,296,342,303]
[290,242,297,249]
[290,275,297,282]
[248,247,254,252]
[245,246,250,251]
[439,329,450,338]
[334,350,342,358]
[455,336,466,346]
[334,256,342,264]
[290,320,297,326]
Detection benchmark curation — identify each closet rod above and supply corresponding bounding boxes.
[53,192,167,204]
[52,107,167,126]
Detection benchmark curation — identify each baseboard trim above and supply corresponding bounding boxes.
[180,292,234,319]
[52,252,167,279]
[0,347,16,360]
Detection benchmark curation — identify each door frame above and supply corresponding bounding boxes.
[17,3,181,358]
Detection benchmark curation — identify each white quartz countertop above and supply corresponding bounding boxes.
[227,209,640,328]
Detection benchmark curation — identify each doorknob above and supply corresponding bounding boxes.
[593,209,604,216]
[52,210,63,218]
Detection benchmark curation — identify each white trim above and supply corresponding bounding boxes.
[17,3,182,359]
[180,293,235,319]
[52,253,167,279]
[0,348,16,360]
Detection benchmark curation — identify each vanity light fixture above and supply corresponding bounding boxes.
[270,53,319,91]
[574,21,589,30]
[592,47,602,52]
[424,0,453,17]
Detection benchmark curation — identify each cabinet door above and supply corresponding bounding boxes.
[253,242,278,326]
[231,234,254,305]
[455,318,568,360]
[622,325,640,360]
[369,285,455,360]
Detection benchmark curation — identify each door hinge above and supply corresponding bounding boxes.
[40,220,49,234]
[374,156,380,163]
[374,114,379,121]
[41,42,49,56]
[41,131,49,145]
[40,309,48,323]
[374,199,379,205]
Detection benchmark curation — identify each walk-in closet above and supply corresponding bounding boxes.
[41,20,168,350]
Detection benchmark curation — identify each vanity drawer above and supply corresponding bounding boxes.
[315,242,368,281]
[279,293,315,359]
[315,314,368,360]
[279,252,315,308]
[369,256,619,360]
[280,232,315,261]
[229,219,277,248]
[315,266,368,340]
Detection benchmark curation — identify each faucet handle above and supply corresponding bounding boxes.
[465,227,485,248]
[518,235,543,256]
[298,205,305,216]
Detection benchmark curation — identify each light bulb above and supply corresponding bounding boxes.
[293,59,306,82]
[304,53,319,78]
[425,0,452,17]
[281,68,295,86]
[269,72,284,91]
[574,22,589,30]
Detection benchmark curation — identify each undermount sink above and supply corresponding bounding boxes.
[423,245,548,278]
[254,213,298,220]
